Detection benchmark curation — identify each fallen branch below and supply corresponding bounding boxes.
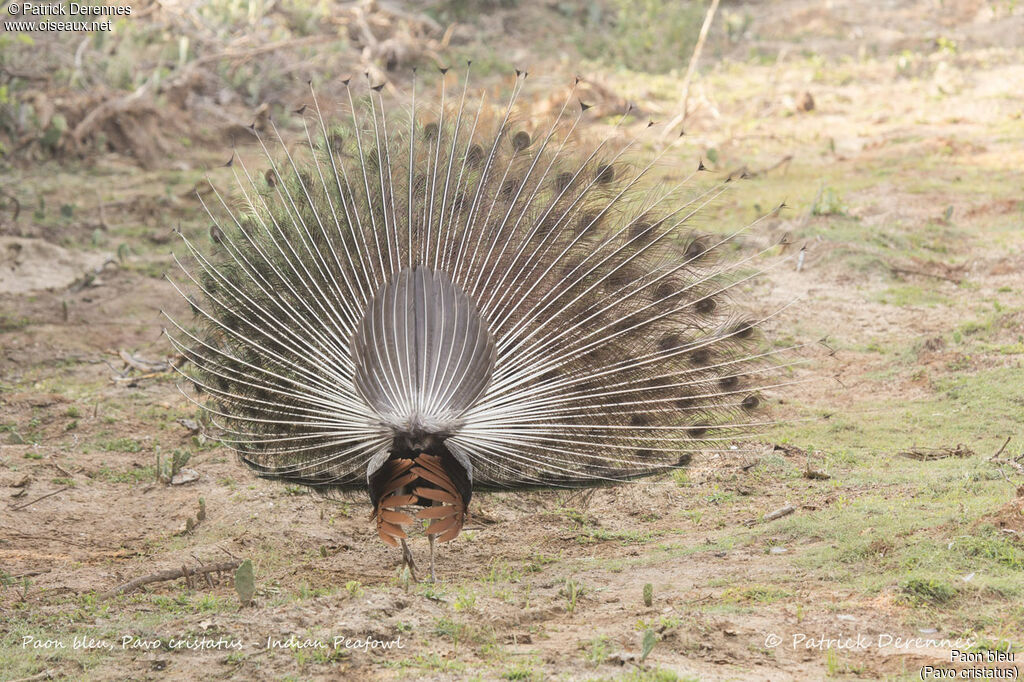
[9,487,72,511]
[889,265,961,285]
[118,349,176,373]
[100,560,241,599]
[50,462,74,478]
[988,437,1024,477]
[663,0,721,135]
[898,444,974,461]
[990,436,1012,460]
[727,154,794,181]
[803,465,830,480]
[9,670,56,682]
[745,504,795,526]
[190,35,337,69]
[71,80,154,146]
[764,505,796,521]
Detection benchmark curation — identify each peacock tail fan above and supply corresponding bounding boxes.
[164,69,809,499]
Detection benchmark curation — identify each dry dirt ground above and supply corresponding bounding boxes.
[2,1,1023,680]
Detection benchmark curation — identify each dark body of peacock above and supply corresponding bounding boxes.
[165,71,795,577]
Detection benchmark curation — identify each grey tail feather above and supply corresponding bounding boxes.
[351,265,495,438]
[165,70,808,492]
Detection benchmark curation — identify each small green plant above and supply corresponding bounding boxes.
[563,508,593,527]
[524,550,558,573]
[394,565,413,592]
[433,616,466,649]
[503,663,539,681]
[418,581,448,600]
[101,437,142,453]
[453,589,477,612]
[825,648,839,676]
[234,559,255,606]
[586,635,611,666]
[180,497,206,534]
[345,580,364,598]
[721,585,791,604]
[561,577,584,614]
[482,557,522,584]
[900,577,958,604]
[640,628,657,663]
[812,186,847,216]
[195,593,226,612]
[643,582,653,607]
[156,448,192,483]
[935,36,958,54]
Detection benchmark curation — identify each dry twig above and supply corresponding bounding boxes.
[898,444,974,461]
[9,487,72,511]
[100,560,241,599]
[664,0,721,134]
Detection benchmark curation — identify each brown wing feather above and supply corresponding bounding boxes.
[413,486,459,505]
[412,453,467,543]
[374,458,418,546]
[373,454,468,547]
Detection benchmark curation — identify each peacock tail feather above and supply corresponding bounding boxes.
[164,69,806,496]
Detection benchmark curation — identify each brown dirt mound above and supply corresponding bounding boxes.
[0,237,112,294]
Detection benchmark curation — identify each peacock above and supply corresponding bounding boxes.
[165,69,799,580]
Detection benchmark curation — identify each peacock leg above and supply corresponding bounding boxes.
[428,533,437,582]
[400,538,418,582]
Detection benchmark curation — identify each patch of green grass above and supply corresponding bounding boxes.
[593,668,695,682]
[900,577,958,605]
[570,0,705,74]
[453,588,477,612]
[194,593,233,612]
[381,653,467,673]
[91,465,155,483]
[503,662,542,681]
[585,635,612,666]
[561,577,585,613]
[956,527,1024,571]
[432,616,468,647]
[0,313,31,332]
[0,621,113,680]
[149,594,192,614]
[575,527,663,545]
[481,558,522,584]
[98,437,143,453]
[771,368,1024,458]
[812,186,847,216]
[523,551,559,573]
[873,283,950,307]
[721,584,792,604]
[294,582,333,601]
